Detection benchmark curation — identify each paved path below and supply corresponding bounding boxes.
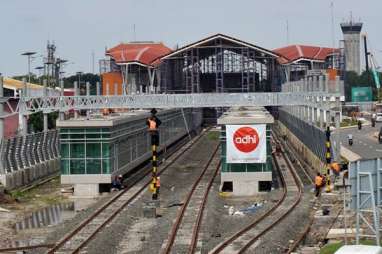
[335,122,382,159]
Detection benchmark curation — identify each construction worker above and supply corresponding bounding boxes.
[348,133,353,146]
[331,162,341,183]
[146,108,162,146]
[372,113,377,127]
[156,176,161,195]
[315,173,323,197]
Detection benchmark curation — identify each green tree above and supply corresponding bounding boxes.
[63,73,100,95]
[344,70,381,101]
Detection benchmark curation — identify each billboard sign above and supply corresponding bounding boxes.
[226,125,266,163]
[351,87,373,102]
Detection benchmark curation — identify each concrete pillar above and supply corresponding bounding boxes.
[324,74,329,92]
[335,75,341,93]
[59,80,65,121]
[86,82,90,119]
[156,69,161,93]
[313,108,318,126]
[319,109,324,128]
[22,115,28,135]
[86,82,90,96]
[318,75,324,92]
[96,82,101,96]
[19,79,28,135]
[74,81,79,119]
[43,80,48,132]
[309,107,313,122]
[0,76,4,143]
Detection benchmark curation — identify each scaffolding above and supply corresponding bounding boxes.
[160,34,279,94]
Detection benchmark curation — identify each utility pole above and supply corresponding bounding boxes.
[325,126,332,192]
[148,108,160,200]
[330,2,335,69]
[21,51,36,83]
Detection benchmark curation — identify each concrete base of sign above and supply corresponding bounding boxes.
[142,200,158,218]
[326,228,360,239]
[221,172,272,196]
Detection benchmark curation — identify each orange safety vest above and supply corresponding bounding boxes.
[148,119,157,130]
[315,176,323,187]
[331,162,340,173]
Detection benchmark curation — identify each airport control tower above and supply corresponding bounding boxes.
[341,18,363,74]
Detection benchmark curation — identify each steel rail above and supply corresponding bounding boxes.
[272,129,317,254]
[210,142,289,254]
[46,129,210,254]
[0,244,54,252]
[273,128,315,185]
[236,133,304,253]
[189,161,222,254]
[162,144,220,254]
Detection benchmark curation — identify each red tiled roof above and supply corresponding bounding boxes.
[273,45,339,64]
[106,42,172,67]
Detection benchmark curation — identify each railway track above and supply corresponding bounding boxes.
[161,143,221,254]
[43,130,212,254]
[210,133,304,254]
[0,130,206,254]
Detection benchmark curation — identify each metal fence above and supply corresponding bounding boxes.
[349,158,382,244]
[278,109,326,161]
[349,158,382,210]
[0,130,59,174]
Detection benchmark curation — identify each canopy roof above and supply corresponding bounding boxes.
[159,33,280,60]
[3,77,43,90]
[274,45,339,64]
[106,42,172,67]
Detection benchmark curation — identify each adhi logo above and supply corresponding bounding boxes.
[233,127,259,153]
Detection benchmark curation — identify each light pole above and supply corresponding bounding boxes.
[21,51,36,83]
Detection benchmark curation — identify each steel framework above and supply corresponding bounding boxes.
[14,92,340,114]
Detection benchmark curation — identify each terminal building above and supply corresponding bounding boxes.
[217,107,274,196]
[57,109,201,196]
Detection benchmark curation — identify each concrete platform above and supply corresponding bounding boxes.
[326,228,361,239]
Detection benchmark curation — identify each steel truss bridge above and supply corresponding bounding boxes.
[1,92,341,116]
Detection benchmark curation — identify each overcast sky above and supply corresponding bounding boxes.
[1,0,381,77]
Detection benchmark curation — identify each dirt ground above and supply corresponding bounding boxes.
[0,176,72,248]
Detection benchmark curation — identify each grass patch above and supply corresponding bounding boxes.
[207,131,220,141]
[320,239,380,254]
[9,176,64,206]
[320,242,344,254]
[340,118,358,127]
